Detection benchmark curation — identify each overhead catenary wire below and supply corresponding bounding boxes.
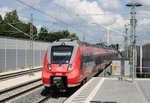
[50,0,87,25]
[17,0,90,36]
[1,0,131,45]
[0,10,57,26]
[18,15,57,24]
[50,1,126,36]
[49,0,126,44]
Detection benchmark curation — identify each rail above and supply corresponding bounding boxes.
[0,78,42,102]
[0,67,42,81]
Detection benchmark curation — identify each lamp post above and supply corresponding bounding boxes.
[126,2,142,82]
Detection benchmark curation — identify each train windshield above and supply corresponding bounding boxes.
[51,46,73,64]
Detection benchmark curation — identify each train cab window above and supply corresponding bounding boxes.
[51,46,73,64]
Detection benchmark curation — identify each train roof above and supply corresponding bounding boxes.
[51,38,117,51]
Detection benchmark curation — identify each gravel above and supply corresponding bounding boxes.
[0,80,42,101]
[6,86,78,103]
[7,86,46,103]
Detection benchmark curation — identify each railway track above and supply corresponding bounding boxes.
[40,97,68,103]
[0,63,109,103]
[0,68,42,81]
[0,77,71,103]
[0,78,42,103]
[36,89,75,103]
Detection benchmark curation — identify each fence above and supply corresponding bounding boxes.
[0,37,50,73]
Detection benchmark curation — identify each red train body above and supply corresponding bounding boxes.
[42,39,117,90]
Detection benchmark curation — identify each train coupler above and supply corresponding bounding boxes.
[50,76,67,91]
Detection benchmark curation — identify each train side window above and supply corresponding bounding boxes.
[80,54,84,69]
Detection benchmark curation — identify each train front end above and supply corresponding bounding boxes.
[42,39,81,90]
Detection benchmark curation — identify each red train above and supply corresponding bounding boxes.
[42,39,117,90]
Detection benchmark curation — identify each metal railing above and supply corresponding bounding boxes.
[136,67,150,78]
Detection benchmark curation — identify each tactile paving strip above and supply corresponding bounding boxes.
[65,78,102,103]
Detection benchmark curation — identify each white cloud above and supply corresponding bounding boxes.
[0,0,149,45]
[36,25,42,34]
[0,7,13,18]
[19,17,29,22]
[47,0,127,44]
[139,0,150,6]
[109,15,128,30]
[139,19,150,25]
[53,0,126,28]
[138,10,150,20]
[97,0,122,11]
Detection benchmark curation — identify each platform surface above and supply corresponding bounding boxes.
[65,77,150,103]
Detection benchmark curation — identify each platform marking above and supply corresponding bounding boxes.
[64,77,102,103]
[84,78,105,103]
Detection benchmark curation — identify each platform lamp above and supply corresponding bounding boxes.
[126,2,142,83]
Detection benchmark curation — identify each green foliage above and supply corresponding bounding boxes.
[0,15,2,21]
[38,29,78,42]
[4,10,19,23]
[0,10,79,42]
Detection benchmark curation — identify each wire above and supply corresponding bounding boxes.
[51,1,125,36]
[18,15,57,25]
[50,0,88,28]
[17,0,89,35]
[76,13,127,16]
[52,1,79,23]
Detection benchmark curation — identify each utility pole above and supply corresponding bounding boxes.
[124,25,128,58]
[5,16,36,76]
[83,34,85,42]
[107,28,110,46]
[30,13,34,75]
[99,38,101,43]
[126,1,142,82]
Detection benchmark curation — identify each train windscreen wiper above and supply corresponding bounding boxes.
[58,55,70,66]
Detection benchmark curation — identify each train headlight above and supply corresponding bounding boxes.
[47,64,52,70]
[67,64,72,71]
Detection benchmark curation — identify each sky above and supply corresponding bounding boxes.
[0,0,150,46]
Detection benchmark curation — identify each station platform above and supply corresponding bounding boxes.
[65,77,150,103]
[0,71,42,92]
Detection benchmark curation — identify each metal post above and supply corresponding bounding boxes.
[4,38,7,72]
[126,1,142,83]
[40,43,41,66]
[83,34,85,42]
[131,5,135,82]
[107,28,110,46]
[140,46,143,77]
[25,40,27,69]
[16,39,18,70]
[124,25,128,58]
[29,13,34,75]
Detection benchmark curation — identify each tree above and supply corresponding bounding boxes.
[0,10,38,39]
[0,15,2,22]
[67,33,79,39]
[38,27,48,41]
[0,10,79,41]
[4,10,19,23]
